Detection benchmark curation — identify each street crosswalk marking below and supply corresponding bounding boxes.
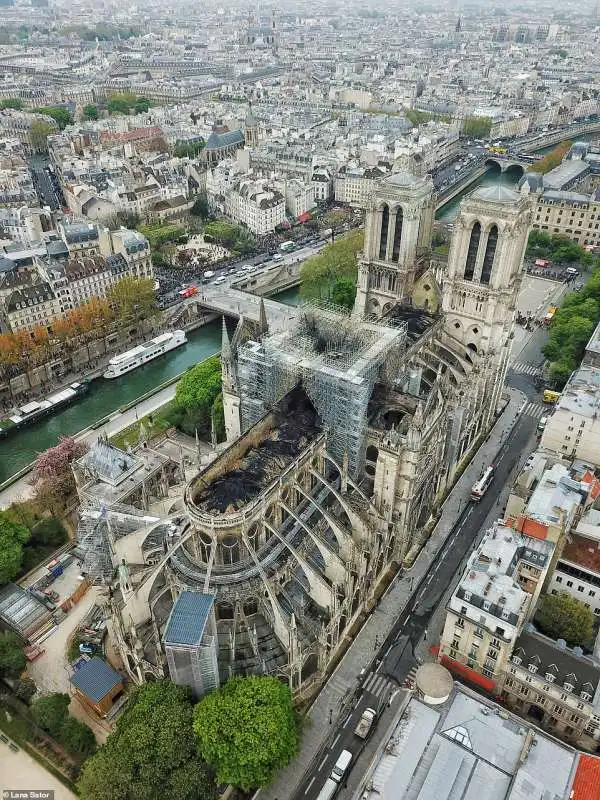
[363,672,395,698]
[522,401,546,419]
[406,666,418,684]
[509,360,543,377]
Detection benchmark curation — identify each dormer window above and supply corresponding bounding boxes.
[581,692,592,702]
[483,601,491,611]
[546,673,555,683]
[512,656,522,666]
[464,591,472,601]
[564,683,574,692]
[528,664,538,674]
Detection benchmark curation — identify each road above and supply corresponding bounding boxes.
[294,350,545,800]
[28,154,63,210]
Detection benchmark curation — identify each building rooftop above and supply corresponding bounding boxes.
[163,591,214,647]
[542,159,589,191]
[359,685,577,800]
[472,184,521,203]
[560,532,600,575]
[0,582,50,641]
[525,463,583,528]
[512,629,600,702]
[71,656,123,703]
[570,754,600,800]
[554,366,600,419]
[452,523,553,628]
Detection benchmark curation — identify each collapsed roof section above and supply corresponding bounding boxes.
[236,301,409,476]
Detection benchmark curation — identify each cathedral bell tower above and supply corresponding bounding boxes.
[221,317,241,441]
[354,171,436,319]
[442,184,533,421]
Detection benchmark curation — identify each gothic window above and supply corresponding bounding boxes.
[464,222,481,281]
[481,225,498,284]
[392,207,403,261]
[379,205,389,260]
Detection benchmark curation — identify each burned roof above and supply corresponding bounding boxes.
[191,387,321,514]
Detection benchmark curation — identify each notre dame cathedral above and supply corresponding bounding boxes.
[77,171,532,699]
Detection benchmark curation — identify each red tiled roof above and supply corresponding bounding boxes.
[561,533,600,575]
[571,754,600,800]
[513,516,550,540]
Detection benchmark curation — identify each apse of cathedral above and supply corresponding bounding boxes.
[75,171,532,699]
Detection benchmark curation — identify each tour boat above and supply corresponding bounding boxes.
[0,381,89,438]
[103,330,187,379]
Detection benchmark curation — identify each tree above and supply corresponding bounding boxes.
[78,681,216,800]
[107,276,157,323]
[33,435,88,482]
[59,716,97,757]
[0,98,23,110]
[194,676,297,790]
[31,692,70,737]
[107,92,151,115]
[531,140,572,174]
[0,512,30,584]
[462,115,492,138]
[168,356,222,437]
[13,677,37,703]
[535,593,594,646]
[33,106,73,130]
[30,517,67,548]
[82,104,99,121]
[0,631,26,678]
[190,193,210,219]
[300,229,363,302]
[331,276,357,310]
[29,119,56,152]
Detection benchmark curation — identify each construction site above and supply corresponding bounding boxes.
[73,169,532,699]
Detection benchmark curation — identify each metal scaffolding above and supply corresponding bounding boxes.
[236,301,408,477]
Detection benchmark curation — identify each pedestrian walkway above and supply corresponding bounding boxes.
[521,401,546,419]
[258,386,528,800]
[363,673,396,701]
[509,359,543,377]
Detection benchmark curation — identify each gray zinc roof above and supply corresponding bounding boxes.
[163,591,215,647]
[71,656,123,702]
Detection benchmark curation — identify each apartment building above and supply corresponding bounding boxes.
[226,179,285,234]
[540,367,600,464]
[60,221,102,258]
[0,110,59,152]
[439,523,554,692]
[311,167,333,202]
[4,282,61,333]
[106,229,153,280]
[531,190,600,247]
[282,178,315,219]
[334,164,389,207]
[501,629,600,746]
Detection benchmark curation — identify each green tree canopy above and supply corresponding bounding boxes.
[33,106,73,130]
[59,716,97,757]
[137,222,185,249]
[543,262,600,387]
[0,98,23,110]
[174,139,206,159]
[300,228,363,302]
[0,511,29,584]
[107,92,152,115]
[82,104,99,121]
[535,593,594,646]
[167,356,222,437]
[107,276,157,323]
[31,692,71,737]
[462,115,492,138]
[330,276,357,310]
[78,681,216,800]
[194,676,297,790]
[203,220,253,253]
[13,676,37,703]
[190,193,210,219]
[29,119,56,152]
[0,631,26,678]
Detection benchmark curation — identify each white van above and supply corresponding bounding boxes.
[214,276,227,284]
[316,778,338,800]
[331,749,352,782]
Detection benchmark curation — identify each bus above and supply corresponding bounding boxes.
[543,389,561,404]
[471,466,495,501]
[279,241,296,253]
